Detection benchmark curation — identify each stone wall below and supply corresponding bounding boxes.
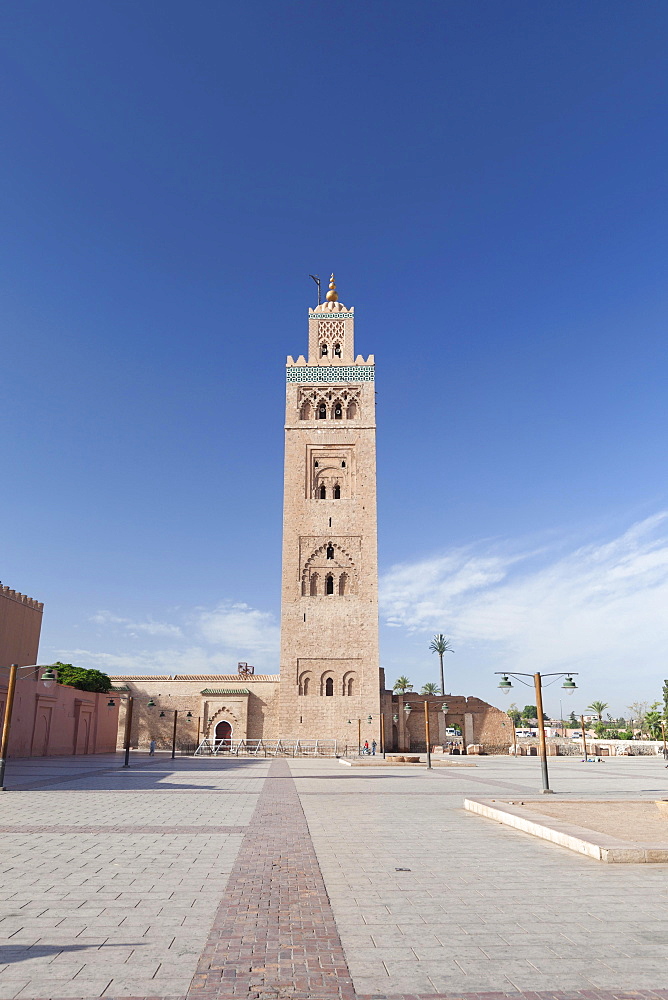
[0,672,119,757]
[111,675,281,749]
[0,585,43,669]
[278,293,381,745]
[385,692,512,752]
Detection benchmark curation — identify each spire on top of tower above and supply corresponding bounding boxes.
[313,271,350,313]
[325,274,338,302]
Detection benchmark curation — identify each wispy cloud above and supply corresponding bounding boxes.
[379,513,668,700]
[197,602,279,655]
[90,611,183,638]
[61,601,281,675]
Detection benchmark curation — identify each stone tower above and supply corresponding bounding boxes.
[278,276,380,747]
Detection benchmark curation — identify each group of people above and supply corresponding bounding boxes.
[361,740,377,755]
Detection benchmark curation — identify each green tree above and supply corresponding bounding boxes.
[52,662,112,694]
[521,705,548,722]
[393,676,413,693]
[586,700,608,721]
[428,633,454,696]
[644,703,662,739]
[663,679,668,719]
[506,702,521,724]
[627,701,649,730]
[421,682,439,695]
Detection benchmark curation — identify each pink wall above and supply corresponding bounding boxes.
[0,671,120,757]
[0,587,43,669]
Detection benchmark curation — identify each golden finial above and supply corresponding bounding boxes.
[325,273,338,302]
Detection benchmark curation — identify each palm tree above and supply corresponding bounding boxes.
[421,682,439,695]
[429,633,454,695]
[393,676,412,693]
[587,700,608,721]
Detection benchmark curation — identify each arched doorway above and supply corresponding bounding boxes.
[215,720,232,748]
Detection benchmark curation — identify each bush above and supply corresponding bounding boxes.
[52,662,112,693]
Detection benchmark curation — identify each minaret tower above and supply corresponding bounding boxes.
[278,276,380,744]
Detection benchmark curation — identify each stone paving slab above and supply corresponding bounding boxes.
[3,753,668,1000]
[292,755,668,996]
[0,756,271,1000]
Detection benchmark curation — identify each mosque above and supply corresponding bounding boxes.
[111,278,510,753]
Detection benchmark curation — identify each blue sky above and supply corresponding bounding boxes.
[1,1,667,716]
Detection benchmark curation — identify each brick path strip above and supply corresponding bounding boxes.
[187,758,355,1000]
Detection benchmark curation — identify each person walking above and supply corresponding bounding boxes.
[371,740,377,756]
[149,739,156,756]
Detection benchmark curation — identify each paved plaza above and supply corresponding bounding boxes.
[1,752,668,1000]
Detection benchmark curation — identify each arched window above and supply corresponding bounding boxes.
[347,401,358,419]
[310,573,318,596]
[317,403,327,419]
[300,402,312,420]
[326,544,334,559]
[321,343,328,357]
[339,572,347,595]
[333,343,341,357]
[333,484,341,499]
[325,677,334,696]
[301,578,307,596]
[325,574,334,595]
[347,677,354,696]
[334,403,342,419]
[303,677,310,695]
[318,484,326,499]
[341,460,346,468]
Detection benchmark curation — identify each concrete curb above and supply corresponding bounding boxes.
[464,796,668,862]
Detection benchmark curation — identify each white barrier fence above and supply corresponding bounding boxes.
[193,738,338,758]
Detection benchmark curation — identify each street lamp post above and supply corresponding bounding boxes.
[580,714,588,760]
[171,710,179,759]
[348,716,373,756]
[380,712,386,759]
[0,663,56,790]
[497,671,578,793]
[424,701,432,769]
[123,697,134,767]
[440,701,449,751]
[404,702,412,752]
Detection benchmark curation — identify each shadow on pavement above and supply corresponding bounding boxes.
[0,941,143,964]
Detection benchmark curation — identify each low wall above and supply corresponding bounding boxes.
[0,672,119,757]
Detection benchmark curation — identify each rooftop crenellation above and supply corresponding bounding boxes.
[0,584,44,611]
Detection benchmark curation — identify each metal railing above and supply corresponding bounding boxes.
[193,738,338,758]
